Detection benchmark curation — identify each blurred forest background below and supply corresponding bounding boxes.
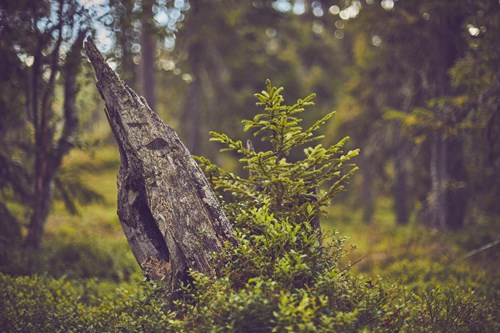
[0,0,499,330]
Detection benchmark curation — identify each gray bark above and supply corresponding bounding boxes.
[182,41,203,155]
[429,132,467,229]
[360,155,375,225]
[139,0,156,111]
[393,77,415,226]
[393,151,409,225]
[84,38,235,294]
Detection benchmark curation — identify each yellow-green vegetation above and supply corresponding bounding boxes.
[0,146,141,281]
[325,198,499,297]
[1,83,498,332]
[48,146,121,238]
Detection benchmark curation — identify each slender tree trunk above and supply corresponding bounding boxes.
[445,136,467,229]
[393,150,409,225]
[25,26,63,249]
[113,0,137,88]
[139,0,156,111]
[425,15,468,230]
[361,155,375,224]
[25,178,54,248]
[429,133,446,228]
[429,132,467,229]
[182,41,203,155]
[392,77,416,225]
[24,31,85,248]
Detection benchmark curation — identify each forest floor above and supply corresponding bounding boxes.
[4,145,499,311]
[49,147,497,288]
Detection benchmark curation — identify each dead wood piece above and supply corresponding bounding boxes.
[84,38,234,294]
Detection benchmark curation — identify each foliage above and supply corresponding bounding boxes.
[173,204,409,332]
[1,82,498,332]
[172,81,497,332]
[336,0,500,229]
[0,273,176,333]
[197,80,359,226]
[0,235,139,282]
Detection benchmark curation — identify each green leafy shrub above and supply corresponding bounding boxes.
[177,81,498,332]
[1,81,497,332]
[197,79,359,227]
[0,273,176,332]
[414,286,497,333]
[174,204,411,332]
[172,81,407,331]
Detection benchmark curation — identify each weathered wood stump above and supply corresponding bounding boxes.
[84,38,235,294]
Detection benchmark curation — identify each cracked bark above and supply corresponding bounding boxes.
[84,38,235,294]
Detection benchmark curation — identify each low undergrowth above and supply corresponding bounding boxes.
[1,82,498,332]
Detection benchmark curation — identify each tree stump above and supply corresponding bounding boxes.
[84,38,235,294]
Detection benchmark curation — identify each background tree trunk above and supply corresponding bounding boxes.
[25,30,86,248]
[182,41,203,155]
[429,132,467,229]
[360,155,375,224]
[84,38,235,294]
[139,0,156,111]
[393,150,409,225]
